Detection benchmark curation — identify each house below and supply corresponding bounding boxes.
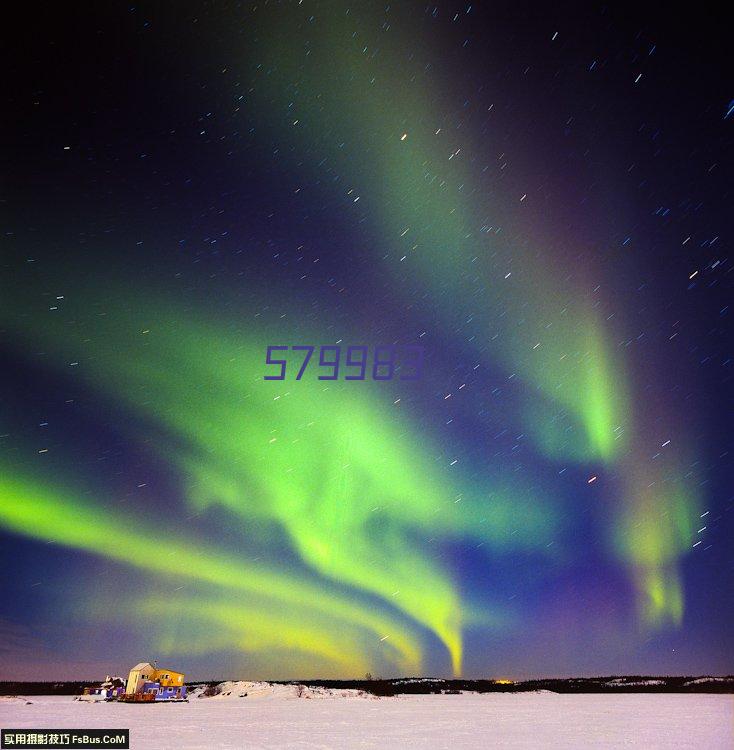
[124,662,157,695]
[79,675,126,702]
[121,661,187,702]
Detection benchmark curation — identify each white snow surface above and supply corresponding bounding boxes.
[1,691,731,749]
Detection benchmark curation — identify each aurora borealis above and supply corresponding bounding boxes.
[2,2,731,680]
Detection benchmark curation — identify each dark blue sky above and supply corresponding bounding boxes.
[1,1,732,680]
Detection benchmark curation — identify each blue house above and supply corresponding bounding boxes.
[141,680,188,701]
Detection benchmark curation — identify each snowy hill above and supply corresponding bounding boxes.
[189,680,373,700]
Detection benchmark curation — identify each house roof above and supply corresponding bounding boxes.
[130,662,155,671]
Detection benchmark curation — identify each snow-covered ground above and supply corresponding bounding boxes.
[1,690,732,748]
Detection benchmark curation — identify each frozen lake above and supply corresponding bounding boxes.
[1,692,732,748]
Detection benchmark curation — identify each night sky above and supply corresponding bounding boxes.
[2,2,732,681]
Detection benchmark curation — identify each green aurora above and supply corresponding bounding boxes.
[1,284,558,675]
[241,3,698,630]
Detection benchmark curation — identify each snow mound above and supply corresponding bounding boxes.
[190,681,371,700]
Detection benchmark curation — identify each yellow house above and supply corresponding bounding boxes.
[125,662,185,694]
[156,668,185,688]
[125,662,155,694]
